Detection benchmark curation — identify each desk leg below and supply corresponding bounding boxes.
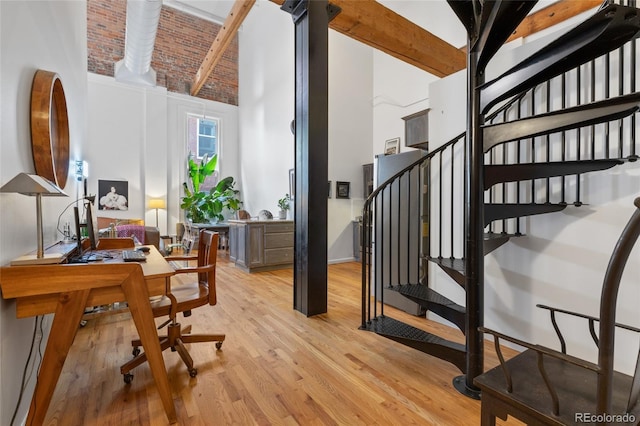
[26,289,90,426]
[122,276,177,424]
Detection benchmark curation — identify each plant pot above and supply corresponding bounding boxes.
[278,210,286,219]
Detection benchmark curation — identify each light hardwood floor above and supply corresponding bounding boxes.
[43,254,522,425]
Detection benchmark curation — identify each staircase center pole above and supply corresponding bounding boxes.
[453,44,484,400]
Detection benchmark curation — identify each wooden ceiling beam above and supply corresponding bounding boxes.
[272,0,465,77]
[191,0,255,96]
[328,0,465,77]
[506,0,602,43]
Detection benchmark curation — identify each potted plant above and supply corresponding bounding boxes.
[277,194,291,219]
[181,153,242,223]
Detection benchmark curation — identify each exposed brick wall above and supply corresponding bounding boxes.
[87,0,238,105]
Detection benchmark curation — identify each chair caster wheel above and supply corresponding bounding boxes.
[124,373,134,384]
[189,368,197,378]
[132,347,140,357]
[215,341,223,350]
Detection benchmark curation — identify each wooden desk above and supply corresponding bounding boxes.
[0,246,177,425]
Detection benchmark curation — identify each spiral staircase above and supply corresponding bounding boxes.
[360,0,640,398]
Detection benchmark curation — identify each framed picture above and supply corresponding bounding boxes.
[336,181,350,199]
[289,168,295,200]
[384,137,400,155]
[328,181,332,198]
[98,179,129,211]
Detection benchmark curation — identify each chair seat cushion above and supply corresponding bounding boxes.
[116,224,146,244]
[150,282,209,317]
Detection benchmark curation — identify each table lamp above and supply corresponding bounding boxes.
[0,173,68,265]
[148,198,166,227]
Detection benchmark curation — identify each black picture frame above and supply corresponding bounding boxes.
[336,181,350,199]
[98,179,129,211]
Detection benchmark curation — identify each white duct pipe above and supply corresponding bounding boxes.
[115,0,162,86]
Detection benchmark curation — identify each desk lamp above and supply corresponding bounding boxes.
[1,173,67,265]
[148,198,166,227]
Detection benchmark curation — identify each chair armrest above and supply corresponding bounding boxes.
[172,264,216,275]
[164,254,197,262]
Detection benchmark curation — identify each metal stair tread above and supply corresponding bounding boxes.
[483,92,640,151]
[392,284,465,313]
[485,202,567,225]
[428,256,465,272]
[484,159,625,189]
[363,316,465,351]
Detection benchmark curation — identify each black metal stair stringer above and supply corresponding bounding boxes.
[480,3,640,114]
[483,232,515,255]
[427,231,515,283]
[485,203,567,226]
[484,159,625,190]
[483,92,640,152]
[429,257,466,287]
[391,284,466,333]
[363,316,467,373]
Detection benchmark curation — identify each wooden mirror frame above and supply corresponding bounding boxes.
[31,70,70,188]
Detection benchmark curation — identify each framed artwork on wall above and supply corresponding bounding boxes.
[98,179,129,211]
[384,137,400,155]
[328,181,332,198]
[336,181,350,199]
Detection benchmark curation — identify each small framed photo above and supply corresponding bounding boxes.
[384,137,400,155]
[328,181,332,198]
[98,179,129,211]
[336,181,350,199]
[289,168,295,200]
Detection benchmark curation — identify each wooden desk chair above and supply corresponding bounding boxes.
[120,230,225,382]
[96,237,135,250]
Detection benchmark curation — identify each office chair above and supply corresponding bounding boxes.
[120,230,225,382]
[96,237,135,250]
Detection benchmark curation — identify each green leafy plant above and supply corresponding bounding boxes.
[181,153,242,223]
[278,194,291,211]
[187,152,217,193]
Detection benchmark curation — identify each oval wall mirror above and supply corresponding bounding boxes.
[31,69,70,188]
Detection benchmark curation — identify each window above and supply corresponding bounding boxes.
[197,119,217,158]
[187,114,220,192]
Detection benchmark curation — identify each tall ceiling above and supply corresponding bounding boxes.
[148,0,599,95]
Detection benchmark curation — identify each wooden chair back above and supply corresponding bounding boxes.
[96,237,135,250]
[196,230,219,306]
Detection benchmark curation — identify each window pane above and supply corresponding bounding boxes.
[199,120,216,137]
[197,118,218,159]
[198,136,216,158]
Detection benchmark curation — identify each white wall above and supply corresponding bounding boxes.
[239,0,373,262]
[87,74,240,236]
[238,1,294,216]
[0,2,87,424]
